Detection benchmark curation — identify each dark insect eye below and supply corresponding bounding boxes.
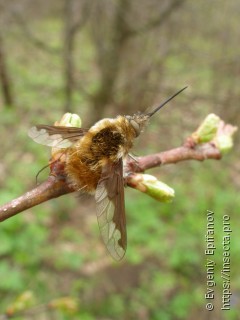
[130,120,140,137]
[125,116,140,137]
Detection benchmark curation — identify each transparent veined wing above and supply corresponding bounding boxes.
[28,125,88,148]
[95,159,127,261]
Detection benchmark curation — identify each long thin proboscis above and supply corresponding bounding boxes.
[147,86,188,117]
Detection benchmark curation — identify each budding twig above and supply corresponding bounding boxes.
[0,115,237,222]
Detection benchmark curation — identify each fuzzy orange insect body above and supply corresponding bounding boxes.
[65,116,137,193]
[28,87,187,260]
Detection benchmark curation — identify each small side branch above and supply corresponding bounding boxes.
[126,0,185,38]
[128,143,221,173]
[11,11,59,54]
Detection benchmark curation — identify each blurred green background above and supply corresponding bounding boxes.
[0,0,239,319]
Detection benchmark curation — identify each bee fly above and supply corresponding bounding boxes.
[28,87,187,260]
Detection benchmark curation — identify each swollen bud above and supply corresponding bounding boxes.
[129,173,175,203]
[192,113,220,143]
[214,121,238,154]
[54,112,81,128]
[51,113,82,158]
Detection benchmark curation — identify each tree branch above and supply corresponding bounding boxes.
[0,139,221,222]
[126,143,221,174]
[0,115,237,222]
[11,11,59,54]
[0,176,74,222]
[126,0,185,38]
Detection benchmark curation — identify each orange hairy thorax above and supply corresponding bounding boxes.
[65,116,137,192]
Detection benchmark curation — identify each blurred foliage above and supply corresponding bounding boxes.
[0,0,239,319]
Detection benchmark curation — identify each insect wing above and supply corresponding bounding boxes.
[95,159,127,261]
[28,125,88,148]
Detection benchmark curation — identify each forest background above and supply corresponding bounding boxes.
[0,0,239,319]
